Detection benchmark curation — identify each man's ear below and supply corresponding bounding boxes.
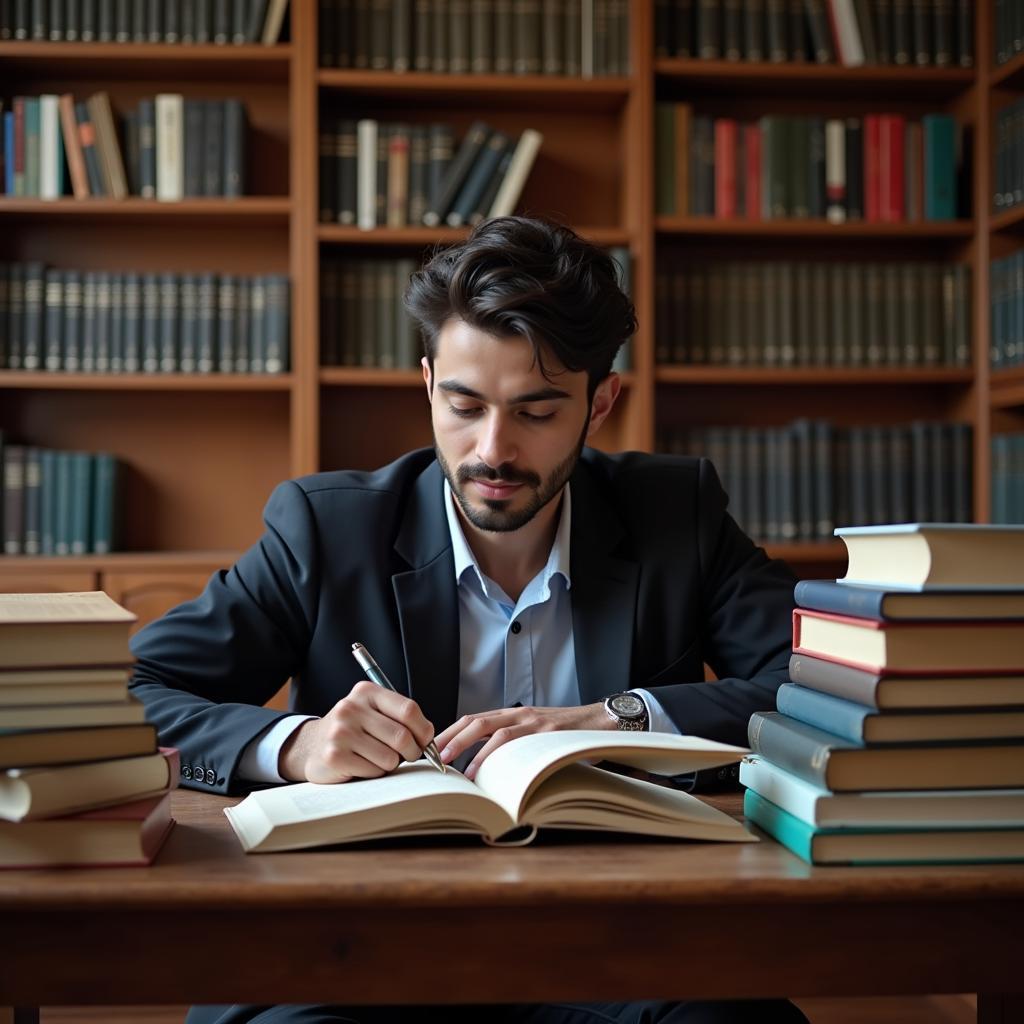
[421,356,432,399]
[586,374,622,439]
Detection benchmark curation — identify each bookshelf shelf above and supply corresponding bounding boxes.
[656,217,975,239]
[318,226,632,246]
[0,373,294,391]
[320,368,637,387]
[654,59,975,98]
[656,367,974,385]
[316,70,632,111]
[990,368,1024,409]
[0,198,293,225]
[989,51,1024,89]
[0,42,293,81]
[0,551,239,570]
[990,205,1024,233]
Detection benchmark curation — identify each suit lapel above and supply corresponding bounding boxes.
[569,458,640,706]
[391,461,461,733]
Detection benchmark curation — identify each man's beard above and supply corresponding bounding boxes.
[434,421,588,534]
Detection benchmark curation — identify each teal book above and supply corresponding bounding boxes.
[39,447,57,555]
[69,451,93,556]
[54,450,73,556]
[744,789,1024,865]
[90,452,119,555]
[923,114,956,220]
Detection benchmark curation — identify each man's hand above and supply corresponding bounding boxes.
[278,681,436,784]
[434,703,614,780]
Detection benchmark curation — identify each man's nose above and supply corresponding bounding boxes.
[476,414,517,470]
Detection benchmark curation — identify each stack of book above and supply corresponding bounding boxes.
[1,441,121,557]
[0,0,289,44]
[2,92,248,201]
[742,523,1024,865]
[0,592,177,868]
[319,119,542,230]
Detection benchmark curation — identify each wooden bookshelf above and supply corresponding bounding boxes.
[0,1,1016,609]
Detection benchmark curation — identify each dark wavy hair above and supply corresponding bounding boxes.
[404,217,637,399]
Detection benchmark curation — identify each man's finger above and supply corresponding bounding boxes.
[358,683,435,749]
[436,708,520,752]
[465,725,524,780]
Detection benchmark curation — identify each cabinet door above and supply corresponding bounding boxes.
[102,570,291,710]
[0,570,99,593]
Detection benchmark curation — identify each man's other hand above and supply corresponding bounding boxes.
[278,681,436,783]
[434,703,613,780]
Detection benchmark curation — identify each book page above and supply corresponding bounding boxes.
[0,592,136,624]
[472,730,749,822]
[224,761,516,852]
[522,762,754,842]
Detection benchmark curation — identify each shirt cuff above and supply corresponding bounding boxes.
[237,714,318,784]
[629,689,681,735]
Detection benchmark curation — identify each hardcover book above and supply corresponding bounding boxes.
[225,731,754,852]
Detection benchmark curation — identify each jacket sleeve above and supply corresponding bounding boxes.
[651,458,796,749]
[128,480,321,794]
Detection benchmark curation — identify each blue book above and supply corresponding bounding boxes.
[775,682,1024,745]
[3,111,14,195]
[794,579,1024,621]
[744,789,1024,865]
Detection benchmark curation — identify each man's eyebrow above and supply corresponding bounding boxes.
[437,380,572,404]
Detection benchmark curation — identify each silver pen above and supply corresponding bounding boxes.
[351,642,447,774]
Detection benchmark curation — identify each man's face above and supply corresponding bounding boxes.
[424,319,618,533]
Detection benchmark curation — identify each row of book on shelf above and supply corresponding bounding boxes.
[991,250,1024,369]
[0,264,290,375]
[0,592,177,868]
[660,420,972,544]
[655,259,970,369]
[991,433,1024,525]
[743,523,1024,865]
[1,441,120,557]
[994,0,1024,65]
[654,0,974,66]
[318,0,628,76]
[318,118,542,230]
[656,108,962,222]
[0,0,289,44]
[1,93,248,201]
[993,99,1024,216]
[319,249,632,370]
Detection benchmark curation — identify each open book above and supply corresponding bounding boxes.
[224,730,756,852]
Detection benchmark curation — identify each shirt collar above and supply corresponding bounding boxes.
[443,479,573,593]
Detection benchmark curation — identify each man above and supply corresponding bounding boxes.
[130,217,806,1024]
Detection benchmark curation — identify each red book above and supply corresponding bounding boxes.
[714,118,738,219]
[879,114,905,222]
[744,122,762,219]
[792,608,1024,675]
[0,791,175,869]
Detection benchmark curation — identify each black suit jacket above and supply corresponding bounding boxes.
[129,447,797,794]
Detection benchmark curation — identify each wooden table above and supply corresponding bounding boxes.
[1,790,1022,1021]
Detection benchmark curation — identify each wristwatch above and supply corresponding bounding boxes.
[603,691,649,731]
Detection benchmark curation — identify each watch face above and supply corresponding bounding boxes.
[609,693,645,719]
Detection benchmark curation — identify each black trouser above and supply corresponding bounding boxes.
[186,999,811,1023]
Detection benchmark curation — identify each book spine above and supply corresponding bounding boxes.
[788,653,884,708]
[747,710,836,789]
[775,683,871,744]
[3,445,25,554]
[743,790,816,864]
[69,450,92,555]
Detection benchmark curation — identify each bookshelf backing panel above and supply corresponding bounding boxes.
[1,223,290,274]
[320,386,432,471]
[0,389,290,551]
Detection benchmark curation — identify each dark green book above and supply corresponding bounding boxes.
[43,268,63,372]
[3,445,25,555]
[22,447,40,555]
[54,449,73,555]
[80,271,97,373]
[109,272,124,373]
[122,272,141,373]
[249,276,266,373]
[179,273,198,374]
[447,132,511,226]
[158,272,178,373]
[263,274,289,374]
[141,272,160,373]
[423,121,490,226]
[95,271,112,373]
[90,452,118,554]
[223,99,246,198]
[234,277,252,373]
[21,260,44,371]
[39,447,57,555]
[202,99,223,197]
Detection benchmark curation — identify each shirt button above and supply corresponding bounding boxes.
[510,620,522,634]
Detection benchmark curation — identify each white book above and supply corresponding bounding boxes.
[740,755,1024,830]
[38,95,61,200]
[356,118,378,231]
[225,730,755,852]
[825,118,846,224]
[487,129,543,219]
[155,94,184,202]
[828,0,865,67]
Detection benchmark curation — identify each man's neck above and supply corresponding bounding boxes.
[458,491,564,604]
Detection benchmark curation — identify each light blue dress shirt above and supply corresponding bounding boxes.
[239,482,679,783]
